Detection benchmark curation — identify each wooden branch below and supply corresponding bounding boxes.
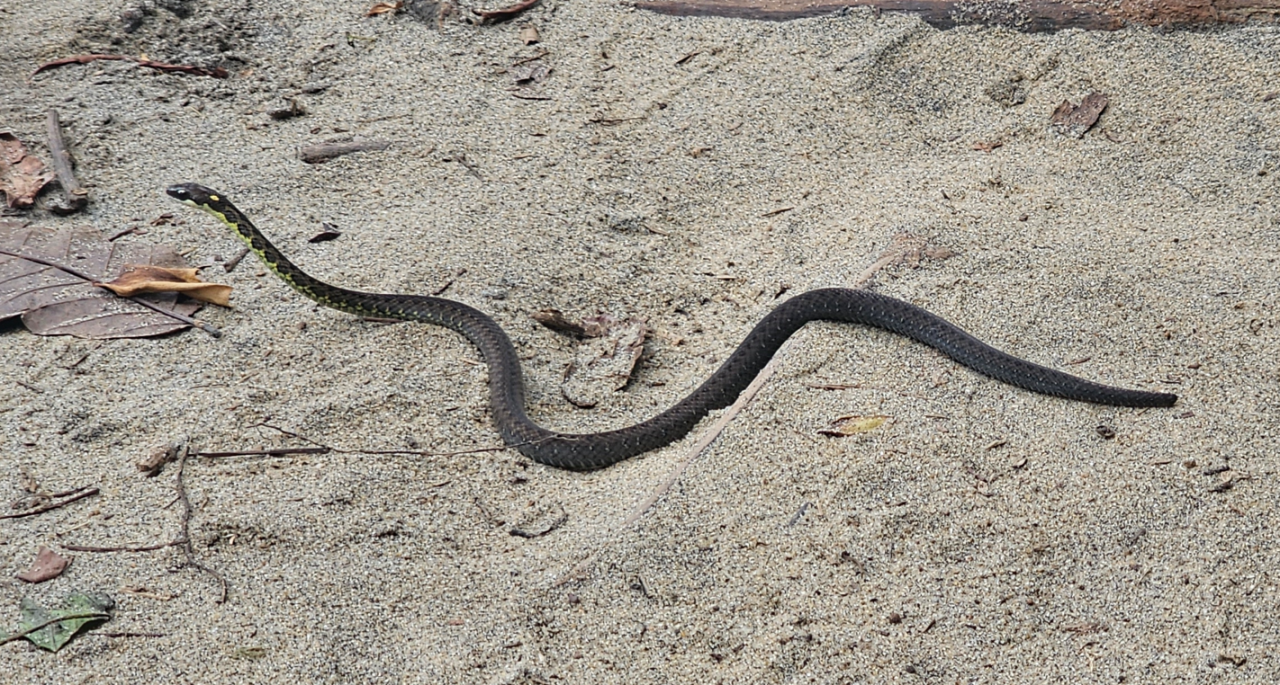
[635,0,1280,31]
[45,109,87,214]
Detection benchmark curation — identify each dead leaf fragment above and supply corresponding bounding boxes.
[138,438,183,476]
[519,24,540,44]
[1050,92,1108,138]
[366,1,404,15]
[17,546,70,583]
[818,414,891,437]
[0,133,56,208]
[95,265,231,306]
[560,316,649,408]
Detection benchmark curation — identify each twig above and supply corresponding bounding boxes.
[474,0,540,22]
[0,612,112,647]
[0,247,221,338]
[298,140,390,164]
[223,246,251,272]
[0,487,98,520]
[45,109,87,214]
[171,446,229,603]
[32,54,227,79]
[63,541,182,553]
[195,446,329,458]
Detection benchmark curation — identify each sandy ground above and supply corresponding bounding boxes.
[1,1,1278,682]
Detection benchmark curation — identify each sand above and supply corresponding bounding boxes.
[2,1,1278,682]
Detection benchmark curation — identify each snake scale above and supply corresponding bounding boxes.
[168,183,1177,471]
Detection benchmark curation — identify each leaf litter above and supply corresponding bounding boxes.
[0,221,217,338]
[0,132,56,208]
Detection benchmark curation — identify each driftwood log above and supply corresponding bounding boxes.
[635,0,1280,31]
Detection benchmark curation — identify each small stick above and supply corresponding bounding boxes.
[0,487,98,520]
[32,54,227,79]
[474,0,540,21]
[195,446,329,458]
[45,109,87,213]
[298,141,390,164]
[223,246,251,272]
[63,541,182,553]
[171,446,229,603]
[0,247,221,338]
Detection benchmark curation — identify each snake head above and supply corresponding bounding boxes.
[165,183,220,207]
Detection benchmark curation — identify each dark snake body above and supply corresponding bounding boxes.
[168,183,1177,471]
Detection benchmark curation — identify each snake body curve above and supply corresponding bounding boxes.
[167,183,1177,471]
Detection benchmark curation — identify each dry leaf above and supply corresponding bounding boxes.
[96,264,231,306]
[366,1,404,15]
[1050,92,1108,138]
[560,316,649,408]
[0,132,56,208]
[818,414,891,437]
[519,24,540,44]
[0,222,204,338]
[16,546,70,583]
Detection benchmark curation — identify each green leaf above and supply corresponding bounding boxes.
[15,592,114,652]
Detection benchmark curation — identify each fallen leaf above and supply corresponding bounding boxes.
[13,592,113,652]
[138,438,183,476]
[366,1,404,15]
[519,24,540,44]
[818,414,891,437]
[0,133,56,208]
[95,264,231,306]
[1050,92,1108,138]
[560,316,649,408]
[0,222,204,338]
[16,547,70,583]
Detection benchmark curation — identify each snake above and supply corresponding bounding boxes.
[167,182,1177,471]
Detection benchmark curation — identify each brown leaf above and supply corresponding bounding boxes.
[0,133,56,208]
[16,546,70,583]
[1050,92,1108,138]
[560,316,649,409]
[818,414,891,437]
[0,222,203,338]
[366,1,404,15]
[96,264,231,306]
